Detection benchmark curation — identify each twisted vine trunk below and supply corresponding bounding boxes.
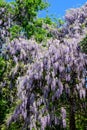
[69,98,76,130]
[26,96,30,130]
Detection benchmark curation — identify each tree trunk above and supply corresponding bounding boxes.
[26,96,30,130]
[69,98,76,130]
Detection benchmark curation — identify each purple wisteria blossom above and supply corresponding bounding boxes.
[4,3,87,130]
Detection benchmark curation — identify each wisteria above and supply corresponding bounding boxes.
[0,4,12,56]
[6,36,87,129]
[0,2,87,130]
[6,38,44,63]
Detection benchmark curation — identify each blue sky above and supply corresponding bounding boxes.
[6,0,87,19]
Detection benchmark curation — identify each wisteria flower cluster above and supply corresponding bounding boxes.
[6,38,44,63]
[7,36,87,129]
[44,3,87,41]
[0,5,12,55]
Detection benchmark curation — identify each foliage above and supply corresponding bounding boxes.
[0,57,6,77]
[53,18,65,28]
[0,57,7,126]
[12,0,49,40]
[0,0,6,7]
[8,25,23,40]
[0,0,52,42]
[80,34,87,54]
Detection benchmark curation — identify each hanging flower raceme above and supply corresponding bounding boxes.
[6,36,87,129]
